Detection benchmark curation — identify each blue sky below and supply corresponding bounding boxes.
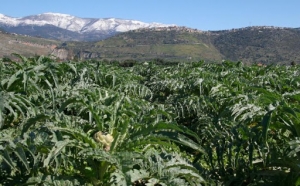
[0,0,299,31]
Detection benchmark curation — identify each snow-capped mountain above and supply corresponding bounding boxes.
[0,12,175,41]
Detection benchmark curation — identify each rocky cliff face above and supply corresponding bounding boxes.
[51,48,101,60]
[51,48,69,60]
[77,51,101,59]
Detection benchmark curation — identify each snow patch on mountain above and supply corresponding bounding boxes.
[0,12,175,33]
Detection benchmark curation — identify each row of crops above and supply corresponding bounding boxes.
[0,55,300,185]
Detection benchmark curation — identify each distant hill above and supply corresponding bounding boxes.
[53,26,300,64]
[54,27,223,62]
[0,30,61,59]
[213,26,300,64]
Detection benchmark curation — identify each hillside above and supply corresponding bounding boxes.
[213,26,300,64]
[1,26,300,64]
[54,26,300,64]
[56,27,224,62]
[0,30,61,59]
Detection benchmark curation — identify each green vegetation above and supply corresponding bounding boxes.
[64,29,223,62]
[0,55,300,185]
[60,27,300,64]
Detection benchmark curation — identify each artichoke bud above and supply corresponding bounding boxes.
[94,131,114,147]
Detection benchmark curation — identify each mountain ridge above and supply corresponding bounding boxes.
[1,13,300,64]
[0,12,175,41]
[52,26,300,64]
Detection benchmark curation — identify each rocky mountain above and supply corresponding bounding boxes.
[0,13,175,41]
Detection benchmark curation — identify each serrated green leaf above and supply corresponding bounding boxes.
[43,140,74,167]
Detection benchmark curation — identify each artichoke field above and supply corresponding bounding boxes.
[0,56,299,185]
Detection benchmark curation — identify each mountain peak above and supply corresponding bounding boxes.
[40,12,73,17]
[0,12,175,37]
